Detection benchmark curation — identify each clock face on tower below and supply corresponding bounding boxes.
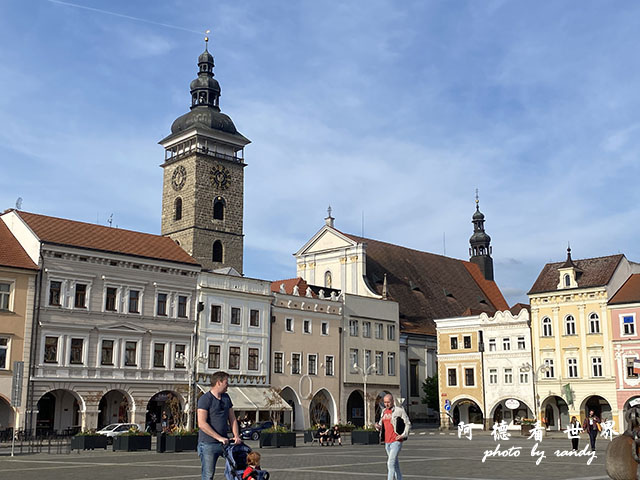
[171,165,187,191]
[210,165,231,190]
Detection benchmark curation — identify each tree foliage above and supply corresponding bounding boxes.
[422,374,438,410]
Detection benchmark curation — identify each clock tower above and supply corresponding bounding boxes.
[160,43,249,273]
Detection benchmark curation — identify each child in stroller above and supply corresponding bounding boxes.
[223,442,270,480]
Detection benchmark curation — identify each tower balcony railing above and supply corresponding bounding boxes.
[165,144,244,165]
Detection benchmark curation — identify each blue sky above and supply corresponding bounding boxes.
[2,1,640,305]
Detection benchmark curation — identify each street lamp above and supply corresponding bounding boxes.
[353,363,377,427]
[520,362,550,423]
[176,351,207,429]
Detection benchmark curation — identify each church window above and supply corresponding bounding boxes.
[174,197,182,221]
[213,198,225,220]
[324,271,332,288]
[212,241,223,262]
[542,317,553,337]
[564,274,571,287]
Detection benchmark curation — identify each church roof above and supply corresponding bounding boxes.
[528,254,624,295]
[609,273,640,305]
[12,211,200,266]
[340,232,509,336]
[0,220,38,271]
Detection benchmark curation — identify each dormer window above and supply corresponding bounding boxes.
[564,274,570,287]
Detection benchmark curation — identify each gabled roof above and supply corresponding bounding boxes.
[340,232,509,336]
[528,254,624,295]
[609,274,640,305]
[12,211,199,267]
[0,220,38,271]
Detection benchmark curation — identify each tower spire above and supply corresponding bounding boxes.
[469,191,494,281]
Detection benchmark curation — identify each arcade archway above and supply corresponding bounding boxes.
[98,390,130,429]
[452,398,483,426]
[146,391,183,432]
[36,389,82,435]
[279,386,303,430]
[309,389,335,426]
[346,390,364,427]
[540,395,569,431]
[582,395,612,421]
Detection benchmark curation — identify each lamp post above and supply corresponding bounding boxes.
[520,362,550,423]
[353,363,377,426]
[176,351,207,430]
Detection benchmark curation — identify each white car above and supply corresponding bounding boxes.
[96,423,140,443]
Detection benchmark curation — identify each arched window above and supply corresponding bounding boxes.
[564,274,571,287]
[174,197,182,221]
[589,313,600,334]
[213,197,225,220]
[542,317,553,337]
[324,271,332,288]
[565,315,576,335]
[212,241,223,262]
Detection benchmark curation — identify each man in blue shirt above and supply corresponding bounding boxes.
[197,371,242,480]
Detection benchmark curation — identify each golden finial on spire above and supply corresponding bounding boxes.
[204,29,210,48]
[475,188,479,205]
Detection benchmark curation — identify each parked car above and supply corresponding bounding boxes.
[96,423,140,444]
[240,421,273,441]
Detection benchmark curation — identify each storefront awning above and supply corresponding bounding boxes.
[196,384,291,411]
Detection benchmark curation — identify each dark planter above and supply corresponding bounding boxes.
[165,434,198,452]
[113,435,152,452]
[71,435,108,450]
[351,430,379,445]
[303,430,318,443]
[259,432,296,448]
[156,433,166,452]
[521,425,533,436]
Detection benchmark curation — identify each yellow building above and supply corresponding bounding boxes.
[528,249,637,430]
[435,313,484,429]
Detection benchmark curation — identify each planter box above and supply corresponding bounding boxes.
[113,435,152,452]
[165,434,198,452]
[521,425,545,437]
[351,430,379,445]
[303,430,318,443]
[71,435,108,450]
[259,432,296,448]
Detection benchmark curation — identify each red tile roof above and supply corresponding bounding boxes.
[13,211,199,266]
[509,303,531,316]
[609,274,640,305]
[528,254,624,295]
[0,220,38,270]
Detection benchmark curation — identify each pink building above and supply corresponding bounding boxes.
[609,274,640,430]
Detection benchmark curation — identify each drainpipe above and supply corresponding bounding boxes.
[479,330,487,430]
[26,244,43,435]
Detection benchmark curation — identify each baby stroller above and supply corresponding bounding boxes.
[223,442,270,480]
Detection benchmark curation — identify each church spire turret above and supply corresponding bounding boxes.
[469,190,494,281]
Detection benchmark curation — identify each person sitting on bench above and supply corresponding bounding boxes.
[316,423,330,446]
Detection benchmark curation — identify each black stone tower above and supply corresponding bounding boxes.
[469,191,494,281]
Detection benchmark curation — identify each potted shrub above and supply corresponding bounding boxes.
[259,425,296,448]
[520,418,543,437]
[351,426,379,445]
[113,428,152,452]
[165,427,198,452]
[71,430,108,450]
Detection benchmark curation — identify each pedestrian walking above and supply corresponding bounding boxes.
[582,410,601,451]
[375,393,411,480]
[197,371,242,480]
[569,416,581,451]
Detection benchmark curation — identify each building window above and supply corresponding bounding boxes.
[308,354,317,375]
[124,341,137,366]
[208,345,220,369]
[447,368,457,386]
[622,315,636,336]
[291,353,301,375]
[321,322,329,335]
[519,371,529,384]
[463,336,471,349]
[213,198,224,220]
[564,274,571,287]
[465,368,475,386]
[517,336,526,350]
[177,295,188,318]
[567,358,578,378]
[388,352,396,376]
[105,287,118,312]
[248,348,259,371]
[49,281,62,306]
[488,338,496,351]
[565,315,576,335]
[626,357,639,378]
[503,338,510,351]
[44,336,58,363]
[544,359,555,378]
[174,197,182,221]
[542,317,553,337]
[285,318,294,332]
[74,284,87,308]
[128,290,140,313]
[0,282,10,310]
[156,293,167,316]
[364,350,372,369]
[273,352,283,374]
[101,340,114,366]
[250,309,260,327]
[303,319,311,334]
[69,338,83,365]
[376,351,384,375]
[154,343,166,368]
[363,321,371,338]
[592,357,603,377]
[387,325,396,341]
[229,346,240,370]
[325,355,334,376]
[211,305,221,323]
[410,360,419,396]
[489,368,497,385]
[450,337,458,350]
[504,368,513,384]
[589,313,600,334]
[375,323,383,339]
[324,271,332,288]
[350,349,359,370]
[212,241,223,262]
[175,344,186,368]
[231,307,241,325]
[0,338,8,369]
[349,319,359,336]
